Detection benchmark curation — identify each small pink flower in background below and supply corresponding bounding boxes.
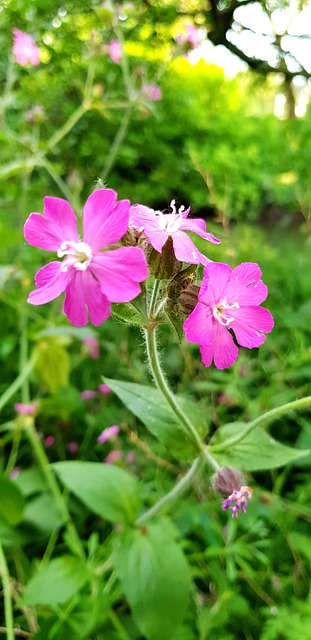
[97,425,120,444]
[25,104,45,124]
[222,486,253,518]
[126,451,136,464]
[130,199,220,266]
[67,441,79,454]
[105,449,122,464]
[24,188,148,326]
[44,435,55,447]
[12,29,40,67]
[81,390,97,401]
[82,336,100,359]
[183,262,274,369]
[98,383,111,395]
[10,468,21,480]
[14,402,39,415]
[176,24,201,48]
[140,83,162,102]
[108,39,122,64]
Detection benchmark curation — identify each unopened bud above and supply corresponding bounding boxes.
[122,226,144,247]
[146,237,182,279]
[212,466,244,497]
[179,284,199,315]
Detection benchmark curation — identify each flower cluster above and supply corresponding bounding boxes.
[24,187,273,369]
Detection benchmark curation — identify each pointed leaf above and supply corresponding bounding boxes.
[210,422,309,471]
[54,461,141,524]
[115,521,191,640]
[105,378,200,461]
[21,556,88,606]
[0,471,25,525]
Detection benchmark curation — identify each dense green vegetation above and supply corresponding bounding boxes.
[1,1,311,639]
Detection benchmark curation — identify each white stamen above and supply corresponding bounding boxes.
[57,240,92,273]
[212,299,239,326]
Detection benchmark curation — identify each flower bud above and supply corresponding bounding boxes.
[146,237,182,279]
[178,284,199,315]
[212,466,244,497]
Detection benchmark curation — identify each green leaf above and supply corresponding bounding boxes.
[35,343,70,394]
[105,378,202,460]
[54,461,141,525]
[21,556,88,606]
[114,521,191,640]
[112,301,146,325]
[22,493,65,533]
[210,423,309,471]
[0,471,25,525]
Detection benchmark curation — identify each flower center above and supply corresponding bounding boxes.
[155,199,185,234]
[57,240,93,272]
[212,299,239,326]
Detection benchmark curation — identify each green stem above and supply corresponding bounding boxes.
[0,352,37,414]
[41,158,80,211]
[211,395,311,453]
[136,455,203,526]
[108,609,131,640]
[45,103,87,152]
[148,278,162,318]
[24,420,85,560]
[101,106,132,181]
[0,543,14,640]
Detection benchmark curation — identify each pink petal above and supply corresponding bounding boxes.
[179,218,221,244]
[28,262,69,305]
[200,322,239,370]
[82,189,129,252]
[183,302,213,345]
[231,306,274,348]
[225,263,268,306]
[130,205,168,252]
[63,270,111,326]
[24,197,79,251]
[172,231,207,264]
[90,247,148,302]
[199,262,232,305]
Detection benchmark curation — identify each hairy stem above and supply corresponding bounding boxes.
[211,396,311,452]
[0,543,14,640]
[136,455,203,526]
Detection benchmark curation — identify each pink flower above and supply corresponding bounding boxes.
[14,402,39,415]
[222,486,253,518]
[12,29,40,67]
[98,384,111,395]
[176,24,201,48]
[105,449,122,464]
[130,199,220,266]
[67,441,79,454]
[108,39,122,64]
[81,390,97,401]
[10,467,21,480]
[24,189,148,326]
[97,425,120,444]
[140,83,162,101]
[82,337,100,359]
[44,435,55,447]
[183,262,274,369]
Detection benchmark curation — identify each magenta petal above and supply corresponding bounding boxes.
[91,247,148,303]
[130,205,168,252]
[63,271,111,327]
[24,197,79,251]
[199,262,232,305]
[225,263,268,306]
[183,303,213,345]
[172,231,206,264]
[200,323,239,370]
[28,262,69,305]
[179,218,221,244]
[83,189,130,252]
[231,306,274,348]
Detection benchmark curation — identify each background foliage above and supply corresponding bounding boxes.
[0,1,311,639]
